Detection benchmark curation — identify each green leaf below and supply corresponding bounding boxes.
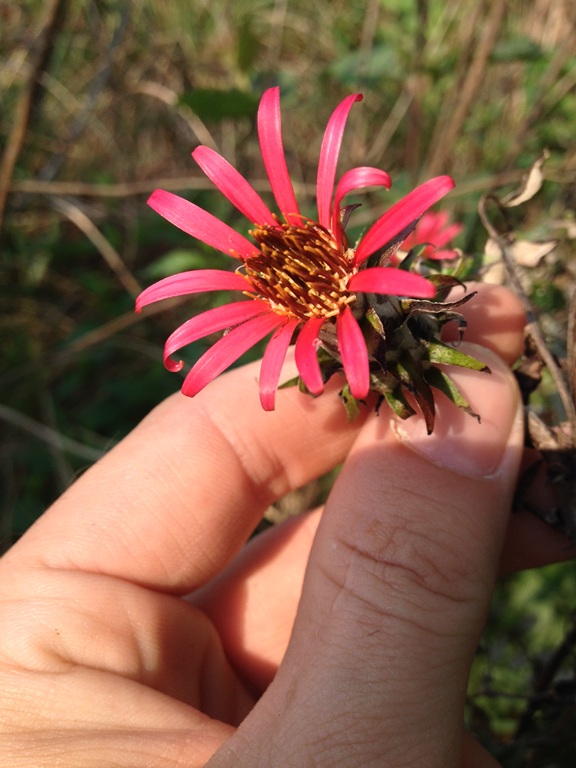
[327,44,401,86]
[530,280,566,313]
[236,17,260,73]
[179,88,260,122]
[491,37,545,63]
[143,249,213,279]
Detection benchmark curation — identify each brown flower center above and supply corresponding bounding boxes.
[244,219,357,319]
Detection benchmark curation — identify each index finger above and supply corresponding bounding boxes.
[9,367,364,593]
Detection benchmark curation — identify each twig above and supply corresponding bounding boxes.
[130,80,218,151]
[54,295,189,360]
[51,197,142,298]
[426,0,506,176]
[0,0,66,233]
[0,403,106,463]
[478,194,576,428]
[9,176,317,199]
[37,3,131,182]
[504,41,576,168]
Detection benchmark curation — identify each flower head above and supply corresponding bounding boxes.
[137,88,456,411]
[401,210,463,261]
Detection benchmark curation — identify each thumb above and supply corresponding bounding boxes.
[208,345,523,768]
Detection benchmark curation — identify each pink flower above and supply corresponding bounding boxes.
[400,210,463,261]
[136,88,455,410]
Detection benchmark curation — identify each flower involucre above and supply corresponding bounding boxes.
[137,88,465,417]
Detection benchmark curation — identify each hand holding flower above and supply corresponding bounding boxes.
[0,283,570,767]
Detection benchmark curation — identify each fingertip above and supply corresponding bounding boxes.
[443,283,526,366]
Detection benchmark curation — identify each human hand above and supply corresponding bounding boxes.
[0,284,569,767]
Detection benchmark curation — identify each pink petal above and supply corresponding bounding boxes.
[192,146,277,226]
[431,222,463,248]
[294,316,325,395]
[337,306,370,400]
[181,311,282,397]
[257,88,301,225]
[428,247,459,261]
[354,176,455,264]
[348,267,436,298]
[259,318,299,410]
[148,189,257,259]
[136,269,250,312]
[163,299,271,372]
[316,93,363,229]
[410,212,444,244]
[332,167,392,243]
[406,213,463,250]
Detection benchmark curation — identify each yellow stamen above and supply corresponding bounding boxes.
[245,219,357,319]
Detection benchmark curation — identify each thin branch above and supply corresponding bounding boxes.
[0,403,106,463]
[478,194,576,428]
[51,197,142,297]
[0,0,66,233]
[37,3,131,182]
[426,0,506,176]
[9,176,317,199]
[54,296,189,360]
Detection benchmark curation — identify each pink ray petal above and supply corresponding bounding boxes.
[337,306,370,400]
[136,269,250,312]
[259,317,299,411]
[404,212,463,252]
[316,93,363,229]
[431,222,463,248]
[163,299,271,372]
[348,267,436,298]
[333,167,392,214]
[257,87,301,225]
[148,189,257,259]
[354,176,455,264]
[427,248,459,260]
[192,146,277,226]
[332,167,392,246]
[294,316,325,395]
[181,311,282,397]
[411,211,446,243]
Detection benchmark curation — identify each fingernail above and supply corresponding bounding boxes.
[392,344,522,478]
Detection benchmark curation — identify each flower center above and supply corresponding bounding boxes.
[244,219,357,319]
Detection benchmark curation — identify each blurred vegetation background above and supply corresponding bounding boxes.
[1,0,575,763]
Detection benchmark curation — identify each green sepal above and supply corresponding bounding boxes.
[278,375,301,390]
[392,351,436,434]
[366,218,420,268]
[424,339,490,372]
[424,365,481,421]
[339,383,361,421]
[383,387,417,420]
[398,243,429,271]
[365,306,385,337]
[369,370,416,420]
[423,273,467,302]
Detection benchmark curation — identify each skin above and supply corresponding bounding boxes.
[0,283,570,767]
